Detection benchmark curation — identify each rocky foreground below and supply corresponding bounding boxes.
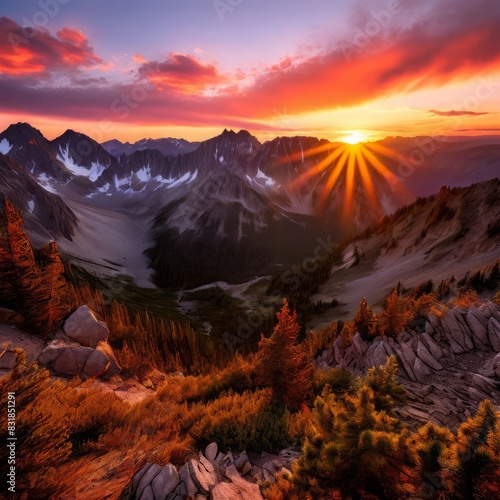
[316,300,500,429]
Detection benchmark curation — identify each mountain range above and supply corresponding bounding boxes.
[0,122,499,295]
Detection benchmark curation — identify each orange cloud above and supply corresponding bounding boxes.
[138,52,229,94]
[133,54,147,64]
[0,17,103,76]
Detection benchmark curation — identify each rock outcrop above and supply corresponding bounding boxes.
[128,442,300,499]
[63,305,109,348]
[37,306,120,380]
[315,300,500,429]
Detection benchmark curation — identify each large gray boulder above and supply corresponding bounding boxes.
[151,464,180,500]
[64,306,109,348]
[38,338,120,379]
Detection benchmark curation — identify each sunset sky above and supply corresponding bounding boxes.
[1,0,500,143]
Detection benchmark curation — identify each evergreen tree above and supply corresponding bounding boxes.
[380,288,413,338]
[295,370,408,498]
[446,400,499,499]
[35,241,76,335]
[256,299,313,411]
[354,296,376,340]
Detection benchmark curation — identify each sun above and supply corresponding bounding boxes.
[285,135,402,217]
[343,131,369,145]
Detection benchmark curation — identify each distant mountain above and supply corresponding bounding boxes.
[101,137,200,157]
[1,122,499,288]
[0,153,77,242]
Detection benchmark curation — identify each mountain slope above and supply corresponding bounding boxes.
[308,179,500,329]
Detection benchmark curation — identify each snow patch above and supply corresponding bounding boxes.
[0,138,12,155]
[219,155,225,164]
[57,144,106,181]
[27,200,35,212]
[37,173,57,194]
[136,165,152,182]
[256,168,276,186]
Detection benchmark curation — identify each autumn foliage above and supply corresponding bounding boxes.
[0,199,75,336]
[256,299,313,411]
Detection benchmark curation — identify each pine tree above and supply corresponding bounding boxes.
[354,297,376,340]
[35,241,76,335]
[295,366,409,499]
[446,400,499,499]
[255,299,313,411]
[380,288,413,338]
[0,199,41,314]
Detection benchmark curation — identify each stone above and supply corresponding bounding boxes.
[351,333,368,359]
[96,341,121,378]
[466,309,490,350]
[0,349,16,369]
[178,463,198,498]
[205,442,218,463]
[187,457,217,494]
[52,346,94,377]
[139,484,155,500]
[441,310,474,353]
[393,346,417,382]
[472,374,499,393]
[134,463,162,499]
[424,321,434,336]
[488,317,500,351]
[63,305,109,348]
[82,348,109,379]
[416,340,442,371]
[420,333,444,360]
[365,340,388,368]
[225,465,264,499]
[234,450,249,471]
[132,463,154,494]
[212,482,241,500]
[166,481,186,500]
[241,461,252,476]
[480,353,500,379]
[150,464,180,500]
[413,357,432,382]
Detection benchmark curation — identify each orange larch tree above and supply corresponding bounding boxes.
[256,298,313,411]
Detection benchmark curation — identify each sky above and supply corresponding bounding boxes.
[1,0,500,143]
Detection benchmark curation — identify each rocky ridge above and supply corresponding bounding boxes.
[127,442,301,500]
[315,300,500,429]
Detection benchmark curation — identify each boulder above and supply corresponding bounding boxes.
[413,357,432,382]
[416,340,442,371]
[466,308,490,350]
[187,457,217,494]
[96,341,121,379]
[82,348,109,378]
[133,463,162,499]
[488,317,500,351]
[212,482,241,500]
[351,333,368,359]
[393,345,417,382]
[205,442,218,463]
[441,310,474,353]
[178,463,198,498]
[151,463,180,500]
[167,481,186,500]
[52,346,95,377]
[472,374,499,393]
[420,333,444,360]
[225,465,264,499]
[63,305,109,348]
[480,353,500,379]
